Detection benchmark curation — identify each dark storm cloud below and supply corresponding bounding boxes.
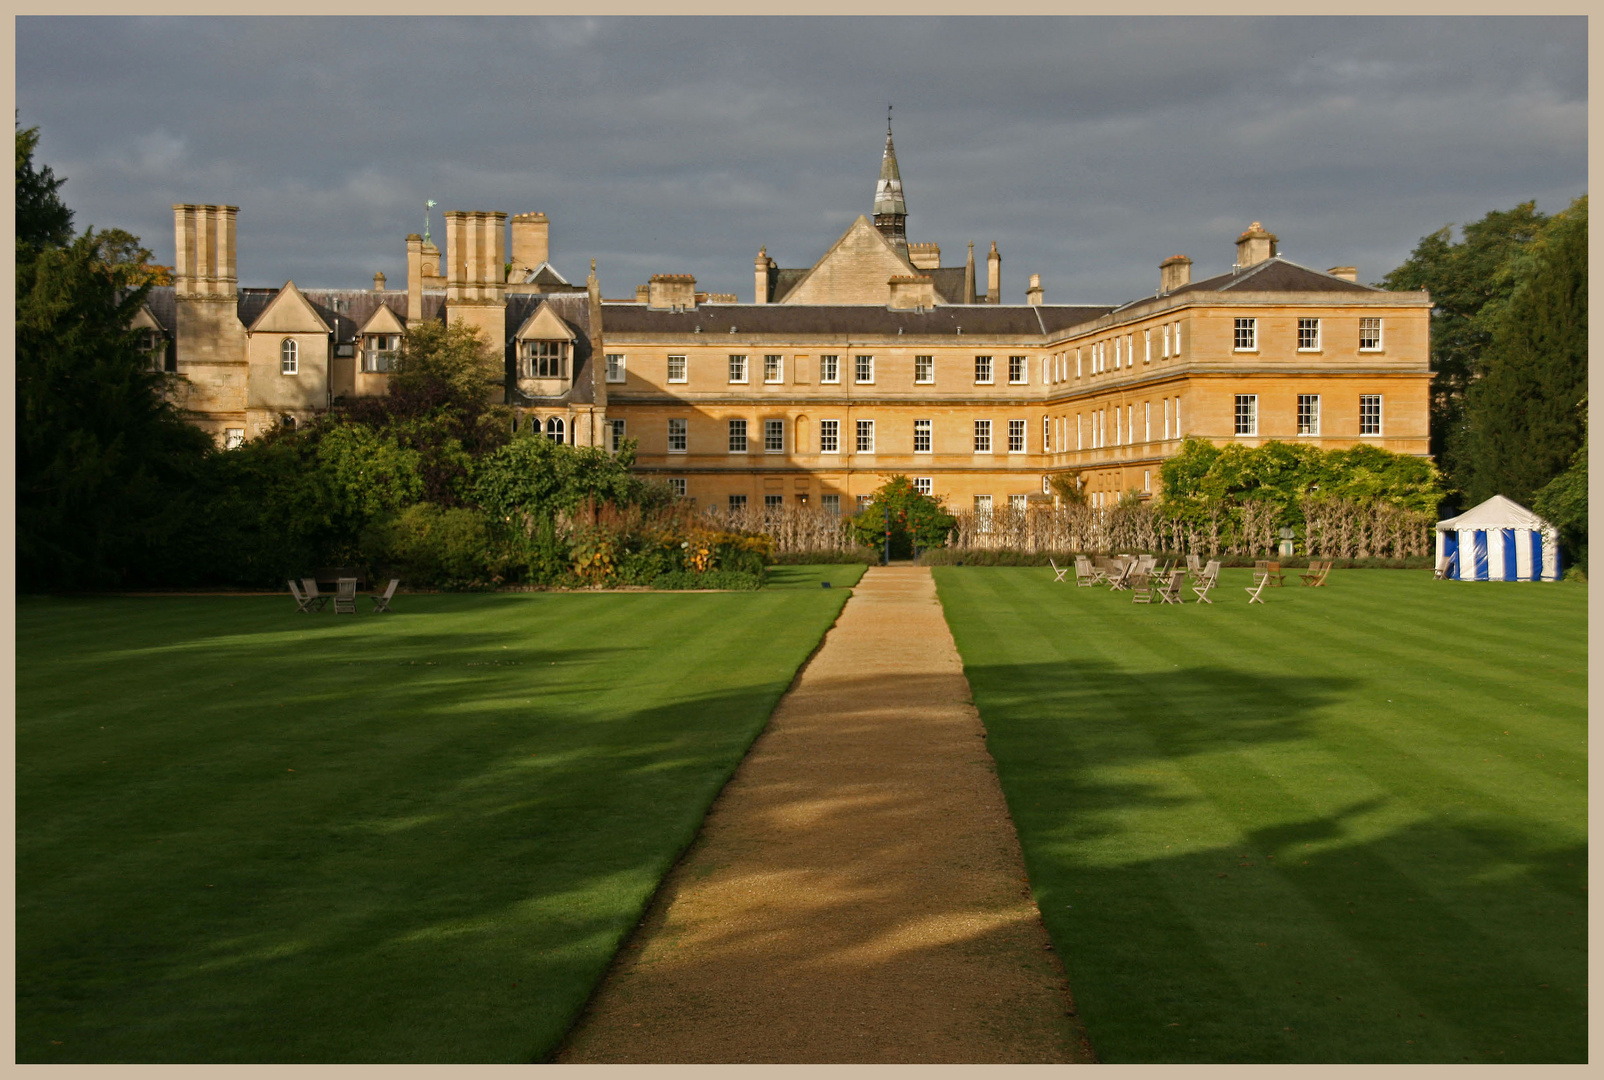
[17,17,1585,303]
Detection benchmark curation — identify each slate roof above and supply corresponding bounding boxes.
[767,263,968,305]
[599,302,1112,338]
[143,286,177,331]
[1166,257,1380,297]
[503,291,597,406]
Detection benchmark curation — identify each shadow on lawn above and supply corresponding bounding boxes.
[949,660,1587,1064]
[16,603,815,1063]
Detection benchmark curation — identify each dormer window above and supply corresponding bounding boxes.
[363,334,399,373]
[520,340,568,379]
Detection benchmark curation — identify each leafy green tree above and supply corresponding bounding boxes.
[851,475,956,558]
[1383,201,1550,491]
[1531,409,1586,574]
[1460,195,1588,508]
[90,227,173,286]
[472,430,640,526]
[15,122,72,258]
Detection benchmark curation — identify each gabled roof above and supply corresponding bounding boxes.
[357,301,406,336]
[780,214,920,306]
[1167,257,1381,297]
[512,300,578,342]
[517,261,576,289]
[246,280,331,335]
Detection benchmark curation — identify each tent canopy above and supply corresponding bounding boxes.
[1435,494,1554,534]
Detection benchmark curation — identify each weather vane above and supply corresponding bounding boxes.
[424,199,437,243]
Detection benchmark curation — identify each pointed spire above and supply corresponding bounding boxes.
[874,125,907,220]
[964,241,976,304]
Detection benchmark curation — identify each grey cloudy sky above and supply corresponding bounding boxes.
[17,17,1587,304]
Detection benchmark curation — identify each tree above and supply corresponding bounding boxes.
[1383,201,1550,494]
[851,475,956,558]
[1460,196,1587,508]
[16,229,211,588]
[1531,404,1586,574]
[15,121,72,258]
[90,227,173,286]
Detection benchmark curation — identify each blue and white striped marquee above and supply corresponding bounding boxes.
[1435,495,1562,582]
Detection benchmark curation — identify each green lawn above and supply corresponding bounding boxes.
[17,582,850,1062]
[934,567,1586,1064]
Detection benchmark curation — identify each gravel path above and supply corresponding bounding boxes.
[555,566,1093,1063]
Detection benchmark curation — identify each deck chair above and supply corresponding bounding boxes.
[1073,556,1101,588]
[288,579,317,613]
[1245,572,1271,604]
[1192,560,1221,604]
[1136,554,1157,576]
[371,578,400,612]
[1300,560,1331,587]
[333,577,358,615]
[1186,554,1202,575]
[300,577,329,612]
[1048,558,1069,583]
[1130,571,1155,603]
[1264,561,1285,587]
[1158,569,1187,604]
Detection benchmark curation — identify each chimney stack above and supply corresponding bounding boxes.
[1234,222,1277,269]
[986,241,1001,303]
[648,274,697,310]
[754,247,772,304]
[1025,273,1043,306]
[1326,266,1358,282]
[963,242,976,304]
[510,212,549,277]
[172,204,238,298]
[405,234,424,321]
[1160,254,1193,293]
[373,270,387,292]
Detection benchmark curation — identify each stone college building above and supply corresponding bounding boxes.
[137,125,1434,514]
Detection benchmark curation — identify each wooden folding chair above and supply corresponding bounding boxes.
[1192,560,1221,604]
[1130,571,1155,603]
[1158,569,1187,604]
[1186,554,1202,575]
[288,579,317,613]
[333,577,358,615]
[300,578,329,612]
[1245,572,1271,604]
[1264,561,1285,587]
[1073,557,1101,588]
[1107,559,1137,591]
[371,578,400,612]
[1049,558,1069,583]
[1299,560,1331,587]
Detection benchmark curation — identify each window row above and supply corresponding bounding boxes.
[664,417,1034,455]
[628,353,1036,386]
[1233,393,1385,436]
[1233,317,1383,353]
[1063,320,1185,382]
[1068,397,1184,450]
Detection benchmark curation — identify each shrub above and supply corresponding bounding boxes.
[362,503,505,589]
[851,475,956,558]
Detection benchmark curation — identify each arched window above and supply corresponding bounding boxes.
[545,416,565,444]
[280,338,299,375]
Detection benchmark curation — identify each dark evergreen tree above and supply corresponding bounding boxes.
[15,122,73,258]
[15,125,212,590]
[1383,201,1549,496]
[1461,196,1588,509]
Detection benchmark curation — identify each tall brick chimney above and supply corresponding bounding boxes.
[1160,254,1193,293]
[1235,222,1277,269]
